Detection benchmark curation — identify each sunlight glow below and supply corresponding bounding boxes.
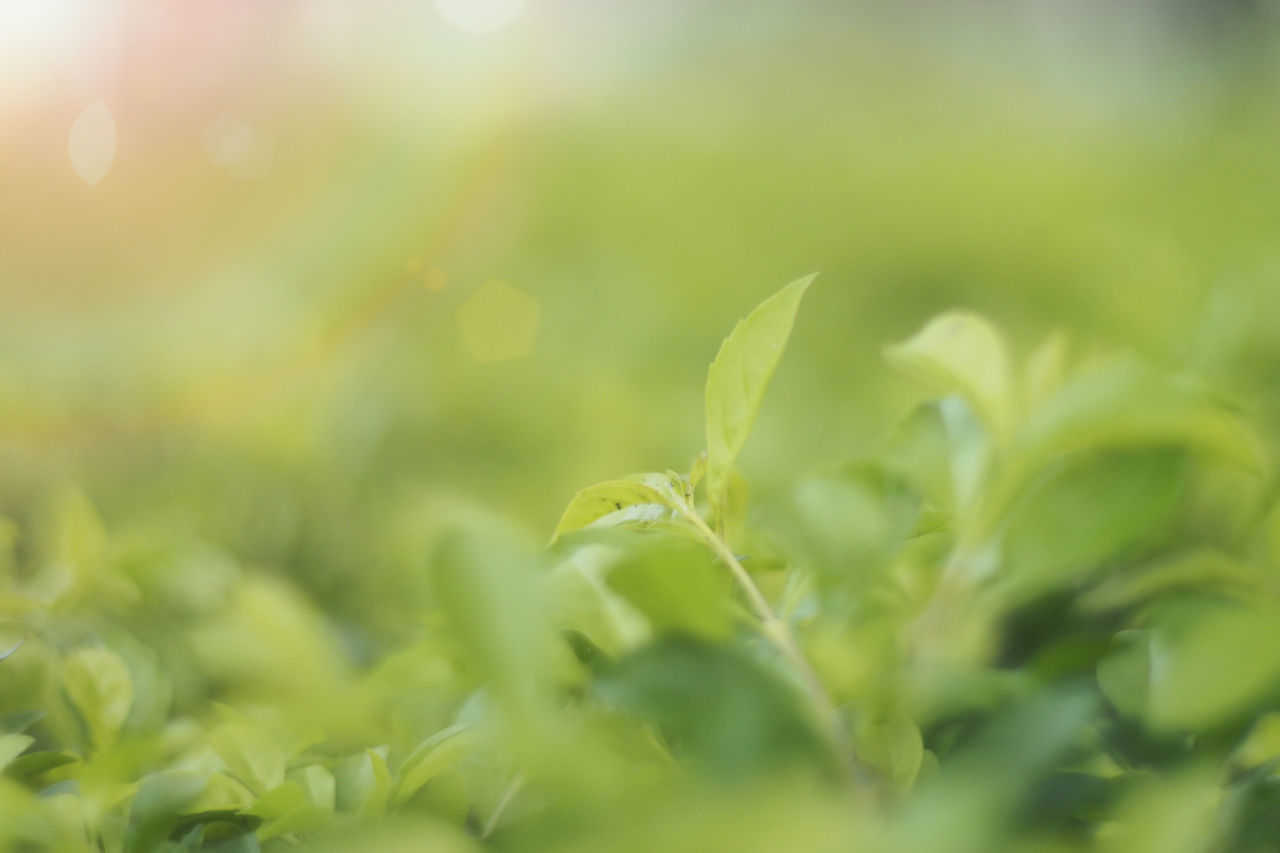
[433,0,525,34]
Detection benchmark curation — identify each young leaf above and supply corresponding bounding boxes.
[552,473,688,542]
[0,734,33,773]
[212,724,286,796]
[705,274,814,515]
[396,724,479,804]
[124,770,210,853]
[62,646,133,751]
[885,311,1014,439]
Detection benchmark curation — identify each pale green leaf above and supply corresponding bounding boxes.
[333,748,392,818]
[62,646,133,750]
[553,472,688,542]
[0,734,33,772]
[396,724,479,805]
[288,764,335,810]
[885,311,1014,439]
[243,781,307,820]
[124,770,209,853]
[257,804,330,842]
[212,724,286,795]
[705,274,814,513]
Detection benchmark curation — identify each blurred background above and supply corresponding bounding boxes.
[3,0,1280,651]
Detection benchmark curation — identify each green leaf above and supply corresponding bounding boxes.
[1147,599,1280,731]
[553,472,688,542]
[1233,713,1280,770]
[0,734,33,772]
[1097,630,1152,718]
[124,770,210,853]
[705,274,814,514]
[334,749,392,818]
[1018,359,1263,471]
[857,716,924,790]
[431,517,555,716]
[1080,550,1261,613]
[257,805,330,842]
[594,636,830,780]
[606,534,734,641]
[212,725,286,796]
[243,781,306,821]
[396,724,479,805]
[550,543,650,658]
[287,764,335,810]
[3,749,77,781]
[62,646,133,750]
[885,311,1014,439]
[999,447,1187,595]
[0,710,44,734]
[763,465,922,585]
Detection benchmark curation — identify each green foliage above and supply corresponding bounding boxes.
[704,273,814,518]
[2,277,1280,852]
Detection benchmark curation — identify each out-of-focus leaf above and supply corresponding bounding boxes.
[257,804,330,842]
[1081,550,1261,612]
[124,770,210,853]
[1097,630,1152,718]
[0,735,33,772]
[1000,447,1187,593]
[857,715,924,789]
[334,748,391,817]
[606,534,734,641]
[550,543,650,658]
[705,274,814,514]
[877,402,955,508]
[288,764,335,810]
[192,772,257,813]
[396,724,479,804]
[62,646,134,750]
[594,636,829,779]
[1233,713,1280,771]
[1147,600,1280,731]
[1096,768,1220,853]
[212,725,286,796]
[35,487,108,604]
[430,517,556,716]
[243,781,306,820]
[0,710,44,734]
[186,576,348,699]
[764,465,921,585]
[1023,330,1069,413]
[886,689,1095,853]
[885,311,1014,439]
[3,749,76,780]
[1017,359,1264,471]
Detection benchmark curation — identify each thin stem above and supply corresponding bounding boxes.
[681,509,859,781]
[480,773,524,839]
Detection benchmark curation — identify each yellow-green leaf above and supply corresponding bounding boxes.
[212,724,286,795]
[705,274,814,514]
[396,724,478,804]
[885,311,1014,439]
[553,472,687,541]
[62,646,133,751]
[0,734,33,772]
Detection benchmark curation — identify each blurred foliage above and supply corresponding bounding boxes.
[4,269,1280,850]
[7,2,1280,849]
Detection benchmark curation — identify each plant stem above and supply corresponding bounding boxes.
[681,508,859,781]
[481,773,524,839]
